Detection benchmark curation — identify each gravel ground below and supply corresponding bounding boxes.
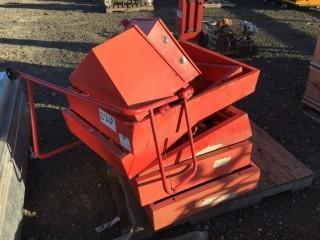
[0,0,319,239]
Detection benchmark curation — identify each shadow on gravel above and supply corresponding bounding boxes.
[0,60,74,145]
[0,60,73,83]
[0,2,104,13]
[0,60,119,240]
[152,0,178,30]
[238,56,320,163]
[257,46,300,55]
[0,38,97,53]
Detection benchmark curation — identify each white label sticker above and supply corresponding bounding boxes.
[119,133,131,152]
[177,10,182,18]
[196,144,224,157]
[99,108,116,132]
[213,157,232,169]
[197,192,236,208]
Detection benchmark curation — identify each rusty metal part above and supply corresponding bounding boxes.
[205,19,258,57]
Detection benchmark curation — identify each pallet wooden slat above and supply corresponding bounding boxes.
[302,94,320,122]
[302,103,320,123]
[302,95,320,111]
[302,36,320,120]
[110,122,313,239]
[106,5,154,13]
[204,1,236,8]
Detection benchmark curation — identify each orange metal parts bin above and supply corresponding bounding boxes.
[13,18,261,231]
[66,20,261,229]
[66,39,259,179]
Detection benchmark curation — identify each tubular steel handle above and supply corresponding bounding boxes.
[6,69,180,160]
[174,97,198,191]
[149,95,198,194]
[10,70,179,117]
[149,109,172,194]
[26,80,81,159]
[9,68,199,190]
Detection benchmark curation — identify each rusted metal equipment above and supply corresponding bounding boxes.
[176,0,257,57]
[175,0,235,41]
[8,18,261,231]
[206,18,258,57]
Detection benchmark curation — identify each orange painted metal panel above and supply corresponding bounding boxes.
[69,26,192,121]
[132,140,253,206]
[179,40,260,74]
[176,0,204,41]
[122,18,201,83]
[145,164,260,230]
[62,105,251,179]
[62,109,133,175]
[143,106,252,173]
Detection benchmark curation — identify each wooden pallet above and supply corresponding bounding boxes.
[109,122,314,239]
[106,4,154,13]
[204,0,236,8]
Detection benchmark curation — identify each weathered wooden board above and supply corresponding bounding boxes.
[302,95,320,122]
[106,4,154,13]
[301,36,320,119]
[204,1,236,8]
[0,72,30,240]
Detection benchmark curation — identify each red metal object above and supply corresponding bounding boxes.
[16,71,179,116]
[15,68,202,191]
[132,140,253,206]
[131,106,253,206]
[69,25,200,121]
[145,163,260,230]
[176,0,204,41]
[66,40,259,179]
[121,18,201,83]
[143,106,252,173]
[62,104,252,177]
[149,93,198,194]
[12,70,178,161]
[26,80,81,159]
[9,18,261,230]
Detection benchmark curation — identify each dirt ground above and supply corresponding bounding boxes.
[0,0,320,239]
